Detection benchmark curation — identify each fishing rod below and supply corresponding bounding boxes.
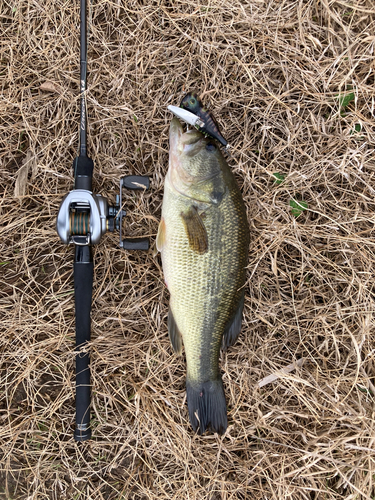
[56,0,149,441]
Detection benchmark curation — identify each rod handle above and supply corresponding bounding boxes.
[74,245,93,441]
[74,155,94,191]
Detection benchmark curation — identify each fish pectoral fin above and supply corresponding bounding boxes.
[180,206,208,254]
[168,308,183,355]
[222,290,245,350]
[156,217,166,252]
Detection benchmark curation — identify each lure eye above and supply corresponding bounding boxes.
[206,143,216,152]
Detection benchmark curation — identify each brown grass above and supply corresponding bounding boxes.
[1,0,375,498]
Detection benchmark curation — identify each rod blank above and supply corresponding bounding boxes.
[79,0,88,157]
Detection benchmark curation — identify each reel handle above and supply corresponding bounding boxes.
[73,245,93,441]
[119,175,150,251]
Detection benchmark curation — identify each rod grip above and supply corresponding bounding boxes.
[74,155,94,191]
[73,245,93,441]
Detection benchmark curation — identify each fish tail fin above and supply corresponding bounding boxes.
[186,377,227,435]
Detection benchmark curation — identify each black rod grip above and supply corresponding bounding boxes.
[74,245,93,441]
[74,155,94,191]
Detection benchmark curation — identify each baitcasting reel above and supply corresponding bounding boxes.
[56,174,150,250]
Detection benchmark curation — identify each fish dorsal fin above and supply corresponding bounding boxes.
[222,290,245,350]
[168,308,183,355]
[180,206,208,254]
[156,218,166,252]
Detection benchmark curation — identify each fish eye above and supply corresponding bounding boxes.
[190,98,196,105]
[206,143,216,152]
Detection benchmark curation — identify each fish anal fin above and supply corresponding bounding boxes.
[222,290,245,350]
[168,308,183,355]
[156,217,166,252]
[181,206,208,254]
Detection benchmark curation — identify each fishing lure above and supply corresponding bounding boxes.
[168,92,228,147]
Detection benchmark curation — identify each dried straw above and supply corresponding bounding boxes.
[1,0,375,498]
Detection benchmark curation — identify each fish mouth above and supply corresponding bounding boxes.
[170,117,205,157]
[168,117,205,196]
[168,117,219,201]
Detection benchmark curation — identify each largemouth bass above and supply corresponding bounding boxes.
[157,118,249,434]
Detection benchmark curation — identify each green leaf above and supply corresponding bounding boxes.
[336,92,355,108]
[350,123,361,135]
[133,115,138,122]
[290,199,308,217]
[19,130,28,151]
[272,172,285,185]
[357,384,374,396]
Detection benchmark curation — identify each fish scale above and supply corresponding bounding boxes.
[157,118,249,434]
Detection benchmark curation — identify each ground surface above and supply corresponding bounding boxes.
[1,0,375,498]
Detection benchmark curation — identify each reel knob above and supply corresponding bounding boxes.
[121,175,150,190]
[122,237,149,251]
